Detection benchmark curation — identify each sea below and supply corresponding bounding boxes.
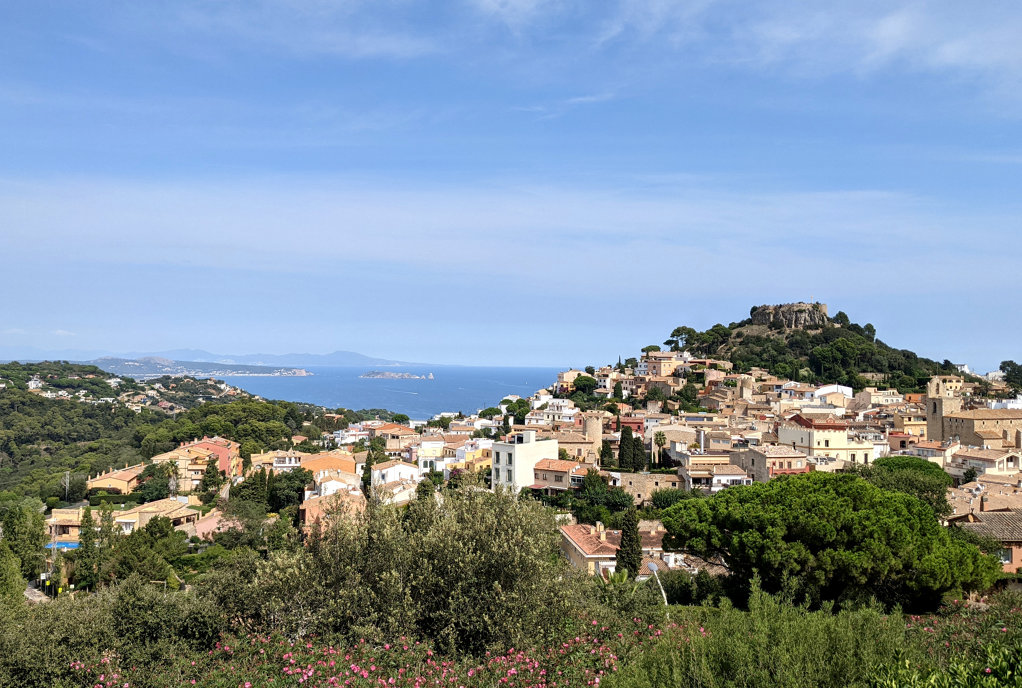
[217,365,562,419]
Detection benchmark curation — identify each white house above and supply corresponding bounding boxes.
[371,460,420,488]
[491,430,558,493]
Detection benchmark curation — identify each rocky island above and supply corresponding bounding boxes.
[359,370,434,380]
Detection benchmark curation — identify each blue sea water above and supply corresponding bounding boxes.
[217,365,561,419]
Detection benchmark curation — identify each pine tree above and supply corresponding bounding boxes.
[618,425,634,471]
[76,506,98,590]
[616,508,642,579]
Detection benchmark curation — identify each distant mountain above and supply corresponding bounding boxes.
[0,347,406,367]
[172,350,405,367]
[86,357,310,379]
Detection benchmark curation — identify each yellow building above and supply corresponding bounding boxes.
[87,464,145,494]
[777,414,876,465]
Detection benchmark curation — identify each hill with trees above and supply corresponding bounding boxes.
[662,303,967,392]
[0,362,386,502]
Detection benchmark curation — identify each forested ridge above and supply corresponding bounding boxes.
[0,363,376,502]
[663,306,968,392]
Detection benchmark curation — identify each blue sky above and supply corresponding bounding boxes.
[1,1,1020,369]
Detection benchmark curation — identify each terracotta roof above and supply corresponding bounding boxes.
[948,409,1022,420]
[713,464,748,476]
[954,448,1015,462]
[535,458,592,473]
[373,459,417,471]
[752,445,807,458]
[92,464,144,482]
[959,510,1022,542]
[560,522,667,557]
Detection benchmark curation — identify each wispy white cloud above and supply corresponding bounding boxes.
[515,92,616,119]
[1,175,1013,297]
[52,329,76,337]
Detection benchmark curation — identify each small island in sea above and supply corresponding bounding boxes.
[359,370,434,380]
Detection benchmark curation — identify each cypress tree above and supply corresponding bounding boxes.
[599,440,614,467]
[77,506,98,590]
[616,508,643,579]
[619,425,634,471]
[632,437,647,471]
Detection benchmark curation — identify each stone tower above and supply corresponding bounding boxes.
[582,413,604,463]
[926,376,964,443]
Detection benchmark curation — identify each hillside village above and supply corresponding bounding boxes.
[0,361,249,412]
[36,303,1022,584]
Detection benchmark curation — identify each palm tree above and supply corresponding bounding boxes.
[654,431,667,468]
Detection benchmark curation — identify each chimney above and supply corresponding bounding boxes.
[980,494,987,512]
[589,526,596,535]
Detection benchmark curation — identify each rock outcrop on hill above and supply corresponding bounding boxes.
[749,303,829,330]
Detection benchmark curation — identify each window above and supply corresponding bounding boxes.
[824,439,830,448]
[998,549,1013,564]
[507,455,513,465]
[494,453,500,465]
[850,454,856,462]
[654,481,659,486]
[506,469,513,482]
[554,475,563,483]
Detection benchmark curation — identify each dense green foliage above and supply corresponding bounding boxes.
[0,361,132,397]
[661,472,1001,610]
[0,541,24,602]
[0,497,47,578]
[1001,360,1022,391]
[571,469,634,524]
[0,388,151,495]
[664,311,960,392]
[854,455,955,517]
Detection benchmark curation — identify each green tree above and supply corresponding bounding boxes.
[391,414,410,425]
[613,381,623,399]
[416,479,435,501]
[75,506,98,590]
[645,385,666,403]
[662,472,1001,610]
[0,500,46,579]
[599,440,614,467]
[1000,360,1022,390]
[641,345,661,353]
[136,463,173,503]
[618,425,634,471]
[0,541,23,603]
[199,461,225,504]
[632,436,647,471]
[615,508,642,578]
[268,469,312,513]
[654,431,668,467]
[856,455,954,517]
[572,375,598,395]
